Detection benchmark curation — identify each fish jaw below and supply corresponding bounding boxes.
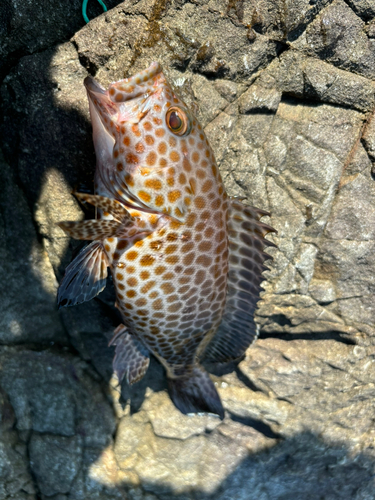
[84,62,165,148]
[85,79,117,200]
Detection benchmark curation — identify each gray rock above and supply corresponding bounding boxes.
[214,432,375,500]
[0,348,117,499]
[346,0,375,20]
[29,433,83,496]
[0,388,36,499]
[222,0,333,41]
[257,50,375,112]
[0,153,67,345]
[1,0,375,498]
[238,84,282,113]
[2,348,116,445]
[292,0,375,79]
[0,0,124,79]
[362,110,375,164]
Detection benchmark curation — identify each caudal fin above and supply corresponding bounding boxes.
[168,366,224,419]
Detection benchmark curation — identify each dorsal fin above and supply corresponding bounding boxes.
[201,198,277,364]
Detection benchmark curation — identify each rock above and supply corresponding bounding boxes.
[0,0,375,498]
[29,434,83,496]
[213,432,375,500]
[0,388,36,499]
[362,109,375,163]
[0,0,125,79]
[257,50,375,112]
[0,152,67,345]
[221,0,334,41]
[0,347,117,499]
[346,0,375,20]
[292,0,375,79]
[214,79,246,103]
[238,84,282,113]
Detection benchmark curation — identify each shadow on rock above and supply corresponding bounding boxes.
[1,1,375,498]
[81,431,375,500]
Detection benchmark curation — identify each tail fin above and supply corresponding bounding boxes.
[168,366,224,419]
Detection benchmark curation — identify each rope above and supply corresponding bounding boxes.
[82,0,108,23]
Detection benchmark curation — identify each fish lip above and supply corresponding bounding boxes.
[84,62,163,100]
[113,61,162,88]
[84,76,106,95]
[107,62,164,103]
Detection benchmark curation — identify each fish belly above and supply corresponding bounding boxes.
[109,207,228,369]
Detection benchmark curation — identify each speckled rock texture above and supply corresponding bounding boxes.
[0,0,375,499]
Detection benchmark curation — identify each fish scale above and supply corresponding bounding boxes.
[58,62,276,418]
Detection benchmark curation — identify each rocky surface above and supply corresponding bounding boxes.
[0,0,375,499]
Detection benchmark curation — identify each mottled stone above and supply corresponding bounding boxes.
[258,50,375,112]
[0,388,36,499]
[292,0,375,79]
[238,84,282,113]
[1,0,375,498]
[29,434,83,496]
[0,153,66,345]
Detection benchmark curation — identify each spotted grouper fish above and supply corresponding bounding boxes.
[58,62,276,418]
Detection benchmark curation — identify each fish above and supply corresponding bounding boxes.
[57,62,276,419]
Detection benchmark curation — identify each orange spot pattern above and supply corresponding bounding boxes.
[92,63,231,370]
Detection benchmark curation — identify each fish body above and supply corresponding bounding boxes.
[58,62,275,418]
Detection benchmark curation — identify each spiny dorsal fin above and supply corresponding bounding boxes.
[201,198,277,364]
[109,325,150,384]
[57,241,108,308]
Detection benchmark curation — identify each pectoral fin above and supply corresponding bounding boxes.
[201,199,277,364]
[58,193,146,241]
[109,325,150,384]
[57,241,108,308]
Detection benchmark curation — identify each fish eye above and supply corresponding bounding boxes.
[166,107,190,136]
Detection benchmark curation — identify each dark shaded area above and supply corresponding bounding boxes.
[228,411,281,439]
[79,431,374,500]
[339,0,375,21]
[212,432,375,500]
[260,330,357,345]
[268,313,293,327]
[0,0,125,82]
[0,47,95,213]
[0,0,374,498]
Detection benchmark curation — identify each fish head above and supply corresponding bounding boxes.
[85,62,219,221]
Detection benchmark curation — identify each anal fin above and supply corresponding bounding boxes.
[109,325,150,384]
[57,241,108,308]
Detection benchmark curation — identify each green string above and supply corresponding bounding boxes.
[82,0,108,23]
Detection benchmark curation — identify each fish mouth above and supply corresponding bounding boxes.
[84,75,106,95]
[84,62,165,124]
[84,63,168,215]
[84,62,164,105]
[108,61,163,97]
